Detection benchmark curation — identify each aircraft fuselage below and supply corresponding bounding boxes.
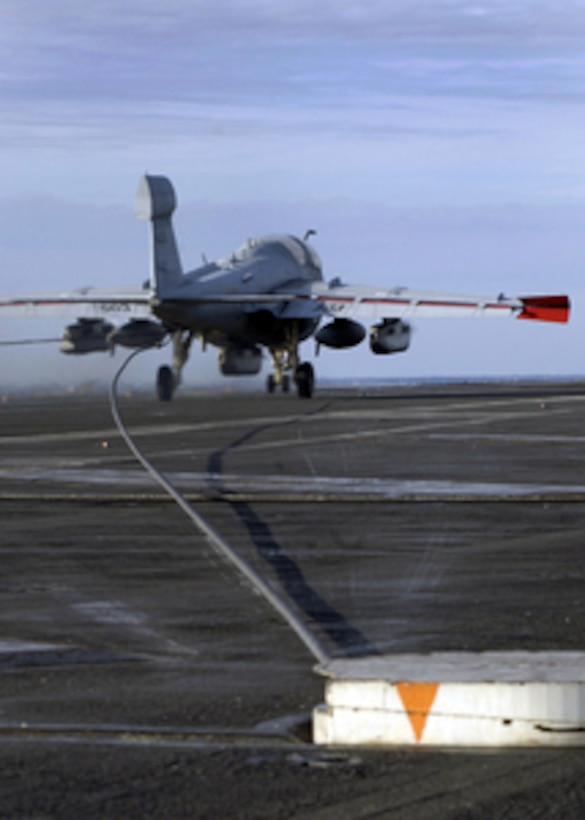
[151,233,323,347]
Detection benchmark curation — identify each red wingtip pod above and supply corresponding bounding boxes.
[518,295,570,324]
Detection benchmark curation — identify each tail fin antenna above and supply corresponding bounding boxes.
[135,175,183,294]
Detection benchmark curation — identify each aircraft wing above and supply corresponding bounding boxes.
[309,282,570,323]
[0,287,152,319]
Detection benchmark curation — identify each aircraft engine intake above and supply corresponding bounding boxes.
[369,319,411,355]
[219,345,263,376]
[315,318,366,349]
[109,319,167,349]
[59,318,114,354]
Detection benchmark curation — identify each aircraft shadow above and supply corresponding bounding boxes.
[206,405,379,659]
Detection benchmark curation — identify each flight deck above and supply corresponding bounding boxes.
[1,381,585,816]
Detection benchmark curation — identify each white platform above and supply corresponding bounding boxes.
[313,652,585,747]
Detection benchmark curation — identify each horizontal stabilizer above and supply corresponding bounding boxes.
[518,296,570,324]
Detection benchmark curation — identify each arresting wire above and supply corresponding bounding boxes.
[109,349,330,666]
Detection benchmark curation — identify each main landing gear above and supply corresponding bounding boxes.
[157,364,175,402]
[294,362,315,398]
[156,329,194,402]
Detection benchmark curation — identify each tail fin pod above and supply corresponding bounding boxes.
[135,175,183,294]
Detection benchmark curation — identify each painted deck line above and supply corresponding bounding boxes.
[3,466,585,499]
[0,640,65,653]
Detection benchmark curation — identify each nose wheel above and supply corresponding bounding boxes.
[267,325,314,398]
[267,345,314,397]
[266,373,292,394]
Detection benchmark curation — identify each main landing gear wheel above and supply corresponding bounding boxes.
[157,365,174,402]
[295,362,314,398]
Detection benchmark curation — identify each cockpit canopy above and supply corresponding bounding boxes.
[225,234,322,280]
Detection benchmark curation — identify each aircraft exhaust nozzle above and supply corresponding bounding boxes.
[135,175,177,221]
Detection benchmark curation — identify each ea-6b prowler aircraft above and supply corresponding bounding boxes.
[0,175,570,399]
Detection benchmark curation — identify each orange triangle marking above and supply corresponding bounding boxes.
[397,682,439,742]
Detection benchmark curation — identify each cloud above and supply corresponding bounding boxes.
[5,1,585,43]
[4,1,585,129]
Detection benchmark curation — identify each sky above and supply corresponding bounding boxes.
[1,0,584,392]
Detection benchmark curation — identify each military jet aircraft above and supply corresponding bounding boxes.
[0,175,570,399]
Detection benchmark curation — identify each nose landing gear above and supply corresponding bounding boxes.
[267,372,292,394]
[267,349,314,398]
[266,322,315,397]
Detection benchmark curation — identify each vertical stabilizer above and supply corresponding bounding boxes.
[135,175,183,294]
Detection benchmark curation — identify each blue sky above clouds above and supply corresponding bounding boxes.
[1,0,584,389]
